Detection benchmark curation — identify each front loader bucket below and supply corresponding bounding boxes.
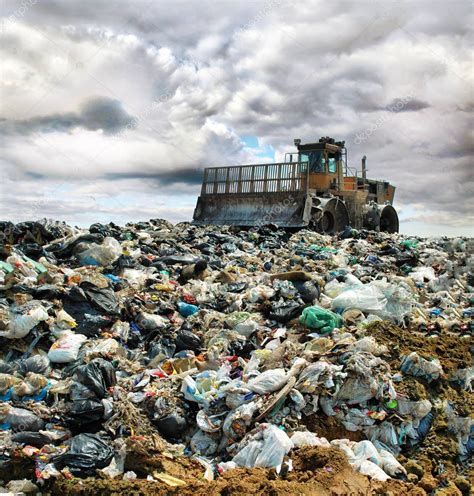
[192,193,312,228]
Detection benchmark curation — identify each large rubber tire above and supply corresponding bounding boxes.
[312,197,349,234]
[380,205,399,233]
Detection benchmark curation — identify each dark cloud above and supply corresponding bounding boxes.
[80,98,136,133]
[105,167,204,186]
[0,97,135,135]
[384,98,430,113]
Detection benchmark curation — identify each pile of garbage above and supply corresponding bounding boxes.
[0,219,472,495]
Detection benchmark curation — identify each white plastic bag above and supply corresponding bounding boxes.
[409,266,436,283]
[78,237,122,266]
[232,424,293,469]
[254,425,293,468]
[396,398,432,421]
[121,268,148,288]
[137,312,167,330]
[291,431,330,447]
[232,440,262,467]
[217,461,238,472]
[190,429,218,456]
[379,448,407,477]
[48,332,87,363]
[352,440,383,467]
[221,384,254,409]
[0,303,49,339]
[332,284,387,314]
[234,319,259,338]
[349,336,388,356]
[99,440,127,479]
[400,352,443,382]
[246,368,288,394]
[357,460,390,481]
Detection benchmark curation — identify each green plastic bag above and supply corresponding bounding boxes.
[299,306,343,334]
[0,261,14,274]
[401,239,417,249]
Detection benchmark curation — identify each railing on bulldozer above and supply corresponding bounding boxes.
[200,161,310,196]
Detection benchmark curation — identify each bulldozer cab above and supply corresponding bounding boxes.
[285,138,346,194]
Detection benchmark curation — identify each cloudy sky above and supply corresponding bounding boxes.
[1,0,472,236]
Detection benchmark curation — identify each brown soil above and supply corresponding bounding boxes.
[302,412,366,442]
[365,322,473,494]
[49,446,427,496]
[364,322,472,373]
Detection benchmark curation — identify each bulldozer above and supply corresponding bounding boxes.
[192,137,399,233]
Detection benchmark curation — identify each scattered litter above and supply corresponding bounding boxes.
[0,219,471,493]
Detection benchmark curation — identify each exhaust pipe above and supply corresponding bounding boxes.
[361,155,367,182]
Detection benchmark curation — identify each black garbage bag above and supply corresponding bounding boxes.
[339,225,354,240]
[293,280,320,303]
[154,412,188,439]
[89,223,120,238]
[206,297,230,312]
[80,282,120,316]
[70,382,98,401]
[17,355,51,376]
[83,314,114,337]
[75,358,116,398]
[228,338,256,359]
[175,329,202,353]
[17,243,44,258]
[149,260,168,272]
[49,233,104,259]
[156,255,199,265]
[11,431,51,448]
[268,300,303,323]
[195,242,215,255]
[394,252,419,268]
[68,399,104,427]
[34,284,64,300]
[63,286,114,336]
[148,338,176,360]
[53,433,114,476]
[5,407,45,432]
[115,254,140,270]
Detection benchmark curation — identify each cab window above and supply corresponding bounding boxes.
[299,153,309,163]
[328,157,337,173]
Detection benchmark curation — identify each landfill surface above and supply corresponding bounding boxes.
[0,219,472,496]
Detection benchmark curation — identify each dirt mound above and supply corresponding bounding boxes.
[51,446,427,496]
[364,322,472,373]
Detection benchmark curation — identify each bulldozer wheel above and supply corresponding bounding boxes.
[312,197,349,234]
[380,205,399,233]
[320,211,335,233]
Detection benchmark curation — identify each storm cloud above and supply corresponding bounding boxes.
[0,0,472,235]
[1,97,135,135]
